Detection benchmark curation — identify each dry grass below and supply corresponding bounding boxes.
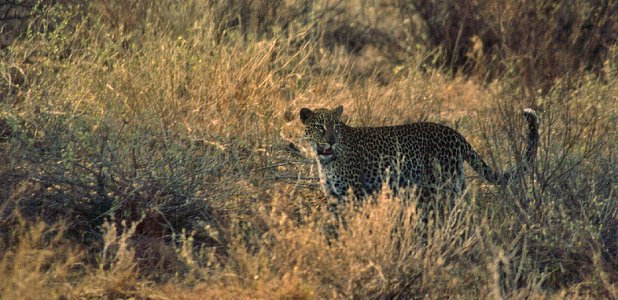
[0,0,616,298]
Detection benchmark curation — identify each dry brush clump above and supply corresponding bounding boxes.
[394,0,618,94]
[0,0,616,298]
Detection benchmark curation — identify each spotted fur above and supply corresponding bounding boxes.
[300,106,539,201]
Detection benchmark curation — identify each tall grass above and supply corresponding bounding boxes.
[0,0,616,298]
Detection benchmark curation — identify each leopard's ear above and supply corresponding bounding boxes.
[334,105,344,119]
[299,108,313,124]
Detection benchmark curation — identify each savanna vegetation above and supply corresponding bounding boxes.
[0,0,617,298]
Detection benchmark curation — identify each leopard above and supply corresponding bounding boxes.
[299,105,539,204]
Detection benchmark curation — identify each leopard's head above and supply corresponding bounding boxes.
[299,105,344,161]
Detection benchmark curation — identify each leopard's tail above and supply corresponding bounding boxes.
[465,109,539,185]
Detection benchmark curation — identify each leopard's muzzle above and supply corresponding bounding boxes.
[317,145,334,156]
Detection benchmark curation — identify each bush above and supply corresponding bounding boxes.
[397,0,618,93]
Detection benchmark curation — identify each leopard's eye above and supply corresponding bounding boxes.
[313,125,326,134]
